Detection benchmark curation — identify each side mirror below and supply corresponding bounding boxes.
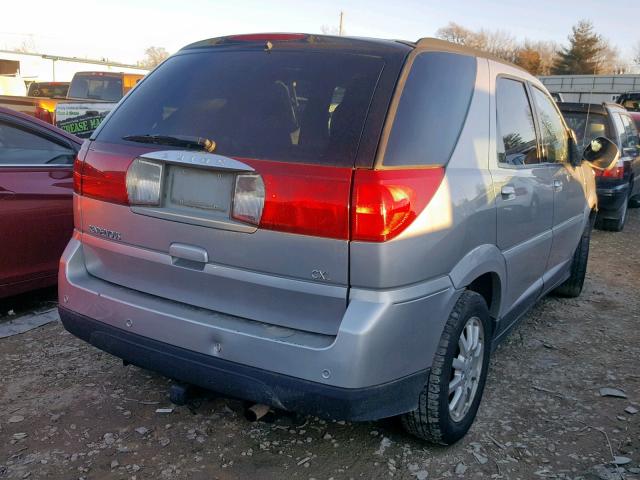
[583,137,620,171]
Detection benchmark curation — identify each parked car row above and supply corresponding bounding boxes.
[0,107,81,298]
[617,92,640,112]
[558,102,640,231]
[0,71,144,138]
[0,34,628,445]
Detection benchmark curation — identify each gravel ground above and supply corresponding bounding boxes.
[1,210,639,480]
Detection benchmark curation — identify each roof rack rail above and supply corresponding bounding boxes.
[393,39,417,48]
[413,37,525,72]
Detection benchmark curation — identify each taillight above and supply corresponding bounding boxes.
[34,105,53,124]
[594,165,625,179]
[239,161,352,239]
[351,168,445,242]
[76,149,445,243]
[231,163,445,242]
[126,158,163,205]
[73,156,83,194]
[232,174,265,225]
[76,149,132,204]
[228,33,307,42]
[73,141,90,194]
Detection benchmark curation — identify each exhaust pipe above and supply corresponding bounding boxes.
[244,404,270,422]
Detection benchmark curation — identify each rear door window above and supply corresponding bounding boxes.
[383,52,477,167]
[496,78,539,166]
[611,113,628,150]
[68,74,123,101]
[96,50,385,167]
[562,112,609,149]
[0,122,75,165]
[530,87,569,164]
[619,113,640,155]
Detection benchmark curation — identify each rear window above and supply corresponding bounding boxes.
[562,111,609,149]
[28,83,69,98]
[383,52,477,166]
[619,93,640,112]
[96,50,385,166]
[68,74,123,101]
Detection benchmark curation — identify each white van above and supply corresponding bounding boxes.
[0,75,27,96]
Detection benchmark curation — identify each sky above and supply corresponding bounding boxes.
[2,0,639,66]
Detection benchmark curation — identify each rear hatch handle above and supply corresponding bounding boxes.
[170,243,209,270]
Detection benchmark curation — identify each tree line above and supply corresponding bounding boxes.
[142,23,640,73]
[436,20,636,76]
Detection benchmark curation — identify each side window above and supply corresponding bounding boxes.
[619,114,640,154]
[383,52,477,166]
[496,78,539,166]
[0,122,74,165]
[611,114,628,150]
[562,112,608,149]
[622,99,640,112]
[531,87,569,164]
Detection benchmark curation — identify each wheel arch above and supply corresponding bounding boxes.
[448,244,506,321]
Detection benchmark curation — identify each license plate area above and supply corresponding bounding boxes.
[131,165,256,233]
[166,165,232,214]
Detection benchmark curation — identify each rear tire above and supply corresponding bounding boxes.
[629,194,640,208]
[554,218,592,298]
[595,195,628,232]
[401,291,492,445]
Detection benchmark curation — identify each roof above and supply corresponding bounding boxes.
[73,71,144,77]
[182,33,412,55]
[556,102,620,115]
[413,37,525,71]
[29,81,70,85]
[539,74,640,80]
[180,34,525,70]
[0,106,82,145]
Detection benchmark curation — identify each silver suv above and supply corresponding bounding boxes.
[58,34,618,444]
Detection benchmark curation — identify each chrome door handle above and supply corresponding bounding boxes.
[553,180,563,192]
[501,185,516,199]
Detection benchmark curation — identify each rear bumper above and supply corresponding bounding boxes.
[59,306,428,420]
[596,183,629,214]
[59,233,459,420]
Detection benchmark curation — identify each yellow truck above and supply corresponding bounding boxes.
[56,72,144,138]
[0,71,144,136]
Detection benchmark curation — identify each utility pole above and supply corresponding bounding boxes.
[339,11,344,36]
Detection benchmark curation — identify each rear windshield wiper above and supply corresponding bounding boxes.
[122,134,216,152]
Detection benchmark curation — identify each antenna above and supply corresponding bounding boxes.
[339,11,344,36]
[581,66,598,148]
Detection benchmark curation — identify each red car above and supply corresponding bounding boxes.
[0,107,82,298]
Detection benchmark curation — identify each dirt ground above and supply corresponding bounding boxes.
[1,211,639,480]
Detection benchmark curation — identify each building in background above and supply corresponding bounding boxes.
[539,74,640,104]
[0,50,148,83]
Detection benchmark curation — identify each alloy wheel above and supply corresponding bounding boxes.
[449,316,485,422]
